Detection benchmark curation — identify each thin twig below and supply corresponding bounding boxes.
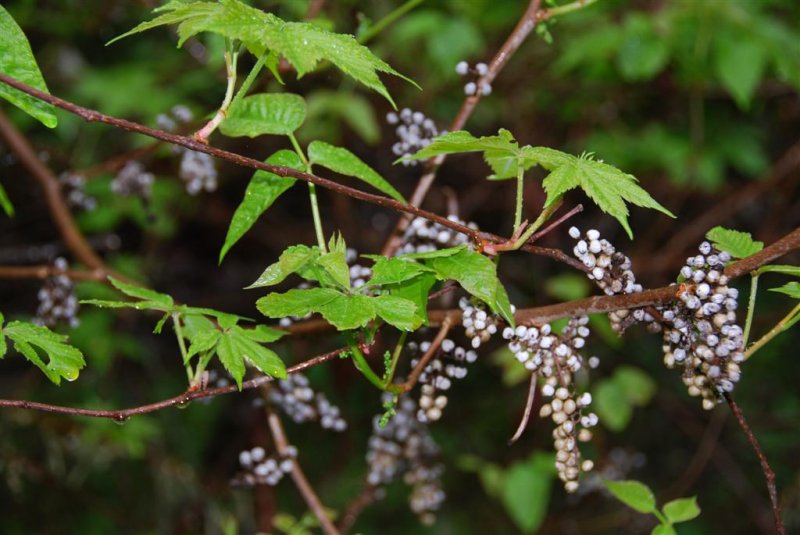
[724,393,785,535]
[337,484,380,534]
[0,348,345,420]
[265,408,340,535]
[381,0,545,257]
[0,265,107,281]
[401,316,453,393]
[509,372,538,444]
[527,204,584,243]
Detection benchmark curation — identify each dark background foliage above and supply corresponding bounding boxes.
[1,0,799,533]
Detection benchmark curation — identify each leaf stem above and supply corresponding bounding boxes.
[194,39,239,142]
[745,301,800,360]
[289,133,327,251]
[512,198,563,248]
[513,164,525,231]
[357,0,425,44]
[382,331,407,387]
[743,273,759,346]
[229,53,267,110]
[171,313,193,383]
[349,342,402,393]
[538,0,599,20]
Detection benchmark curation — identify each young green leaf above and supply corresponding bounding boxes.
[604,479,657,514]
[238,324,285,343]
[368,256,435,286]
[308,141,405,202]
[185,329,221,362]
[385,273,437,326]
[109,0,414,106]
[770,281,800,299]
[220,150,302,262]
[109,277,174,308]
[397,245,468,260]
[317,293,376,330]
[247,245,321,289]
[219,93,306,137]
[534,149,674,239]
[756,265,800,277]
[0,311,7,358]
[3,321,85,384]
[373,295,422,331]
[0,182,14,217]
[501,453,556,533]
[256,287,342,319]
[662,496,701,524]
[651,525,677,535]
[316,248,351,291]
[706,226,764,259]
[713,32,767,110]
[215,326,287,389]
[0,7,58,128]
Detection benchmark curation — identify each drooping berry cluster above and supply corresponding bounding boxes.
[59,172,97,211]
[568,227,646,333]
[459,297,503,349]
[179,149,218,195]
[661,242,743,409]
[395,216,475,256]
[33,258,79,329]
[455,60,492,96]
[407,338,476,423]
[111,160,155,199]
[386,108,441,164]
[503,316,598,492]
[234,445,297,487]
[366,395,444,524]
[346,247,373,290]
[268,373,347,432]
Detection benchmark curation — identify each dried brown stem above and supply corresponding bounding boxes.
[724,394,785,535]
[401,316,453,393]
[381,0,544,256]
[265,408,340,535]
[509,372,538,444]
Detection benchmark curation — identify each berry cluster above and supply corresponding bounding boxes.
[59,172,97,211]
[568,227,645,333]
[386,108,441,164]
[503,316,598,492]
[661,242,743,409]
[346,247,373,290]
[235,445,297,487]
[455,60,492,96]
[366,395,444,524]
[155,104,193,132]
[111,160,154,199]
[268,373,347,432]
[395,216,475,256]
[459,297,503,349]
[179,149,218,195]
[33,258,79,329]
[408,338,476,423]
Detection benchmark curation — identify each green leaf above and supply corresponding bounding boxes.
[109,0,414,105]
[220,93,306,137]
[108,277,174,308]
[373,295,422,331]
[706,227,764,259]
[247,245,320,288]
[616,14,668,82]
[0,7,58,127]
[501,452,555,533]
[756,265,800,277]
[714,33,767,109]
[663,496,700,524]
[0,182,14,217]
[303,90,380,145]
[651,525,677,535]
[595,380,632,431]
[396,245,467,260]
[308,141,405,202]
[368,256,434,286]
[3,321,85,384]
[318,294,376,330]
[386,273,437,326]
[536,149,674,239]
[256,287,342,318]
[239,324,286,343]
[220,150,302,262]
[770,282,800,299]
[185,329,220,362]
[614,366,656,406]
[403,129,517,164]
[216,326,287,389]
[604,480,657,514]
[317,248,351,291]
[0,312,6,358]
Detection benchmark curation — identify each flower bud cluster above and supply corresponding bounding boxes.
[235,444,297,487]
[59,172,97,211]
[387,108,441,164]
[268,373,347,432]
[408,338,477,423]
[459,297,504,349]
[568,227,644,333]
[111,160,154,199]
[503,316,598,492]
[366,395,444,523]
[396,216,475,256]
[455,61,492,96]
[33,258,79,329]
[179,149,218,195]
[661,242,743,409]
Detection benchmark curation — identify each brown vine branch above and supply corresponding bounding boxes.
[0,265,107,281]
[337,484,380,534]
[265,407,340,535]
[725,393,785,535]
[400,315,453,393]
[381,0,544,256]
